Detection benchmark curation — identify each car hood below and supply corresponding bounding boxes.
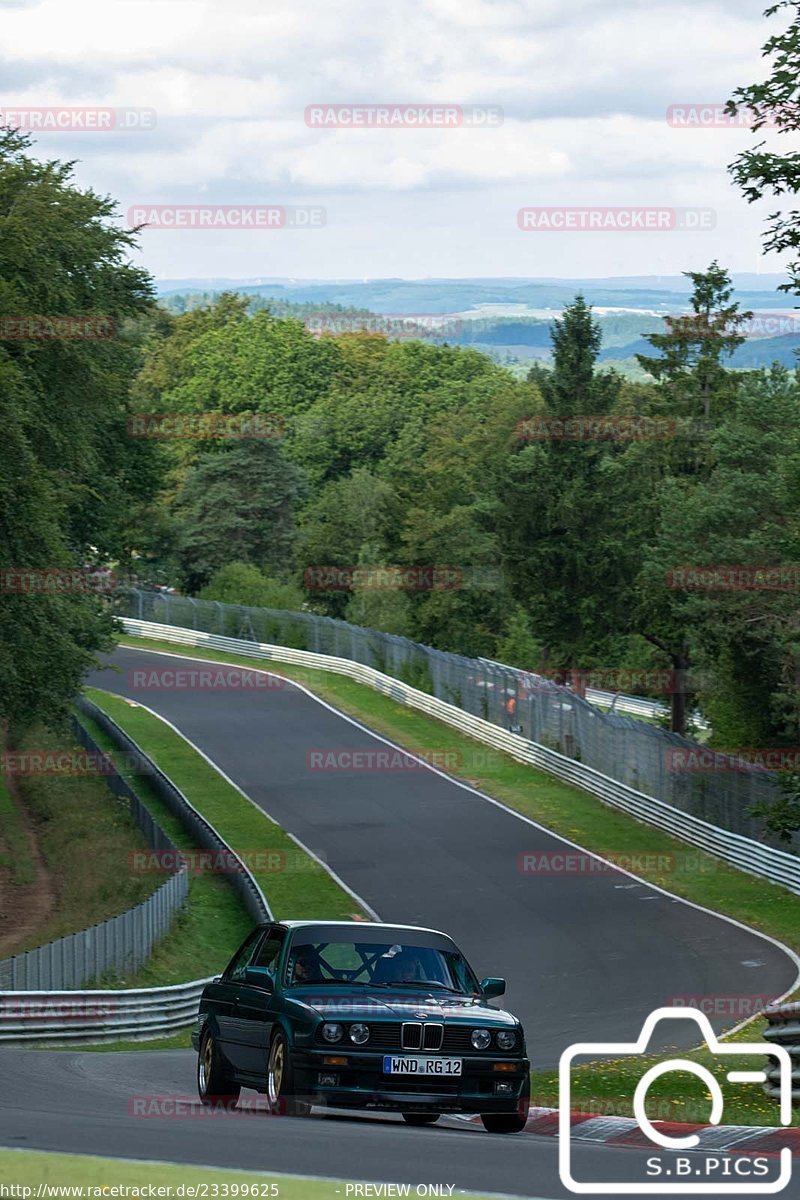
[285,988,517,1026]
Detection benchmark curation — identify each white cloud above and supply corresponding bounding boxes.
[1,0,793,277]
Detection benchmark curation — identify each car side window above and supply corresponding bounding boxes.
[252,930,285,974]
[225,928,263,982]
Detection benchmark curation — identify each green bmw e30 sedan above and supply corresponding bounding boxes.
[192,919,530,1133]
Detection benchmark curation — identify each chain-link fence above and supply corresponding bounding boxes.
[0,715,189,990]
[120,588,792,850]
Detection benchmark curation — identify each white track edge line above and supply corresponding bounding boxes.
[93,688,380,922]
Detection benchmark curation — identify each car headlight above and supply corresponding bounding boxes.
[496,1030,516,1050]
[322,1022,344,1043]
[349,1023,370,1045]
[471,1028,492,1050]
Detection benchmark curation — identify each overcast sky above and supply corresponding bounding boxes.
[2,0,796,282]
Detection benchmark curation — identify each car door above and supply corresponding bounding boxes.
[227,925,286,1078]
[209,927,265,1070]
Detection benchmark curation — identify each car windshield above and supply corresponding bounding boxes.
[284,939,480,994]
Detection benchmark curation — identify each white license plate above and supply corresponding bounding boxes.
[382,1055,463,1076]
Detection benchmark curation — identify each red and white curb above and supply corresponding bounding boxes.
[459,1107,800,1155]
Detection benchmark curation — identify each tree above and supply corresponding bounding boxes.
[296,469,404,616]
[344,542,412,635]
[495,608,543,672]
[200,563,305,611]
[498,298,627,669]
[636,368,800,741]
[0,129,153,731]
[636,262,751,420]
[174,439,306,593]
[726,1,800,296]
[541,296,620,416]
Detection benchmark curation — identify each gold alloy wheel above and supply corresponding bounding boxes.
[199,1035,214,1093]
[268,1037,285,1105]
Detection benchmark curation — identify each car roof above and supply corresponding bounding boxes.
[276,920,447,935]
[258,920,459,952]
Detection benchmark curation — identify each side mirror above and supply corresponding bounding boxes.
[480,976,506,999]
[244,966,274,991]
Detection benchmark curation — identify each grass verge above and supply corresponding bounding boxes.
[0,772,35,886]
[5,723,162,956]
[0,1150,508,1200]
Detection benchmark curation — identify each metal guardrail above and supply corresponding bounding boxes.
[119,618,800,899]
[763,1002,800,1101]
[0,718,189,992]
[0,697,271,1043]
[0,977,213,1046]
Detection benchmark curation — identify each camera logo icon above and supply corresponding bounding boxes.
[558,1006,793,1194]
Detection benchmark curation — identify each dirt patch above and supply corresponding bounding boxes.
[0,760,56,959]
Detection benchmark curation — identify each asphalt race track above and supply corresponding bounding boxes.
[2,644,799,1199]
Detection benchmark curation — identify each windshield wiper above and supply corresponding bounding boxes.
[371,980,454,990]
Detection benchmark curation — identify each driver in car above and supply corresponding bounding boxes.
[379,949,426,983]
[291,949,322,984]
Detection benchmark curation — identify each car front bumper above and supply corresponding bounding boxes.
[291,1048,530,1113]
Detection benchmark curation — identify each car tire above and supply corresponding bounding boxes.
[480,1112,528,1133]
[197,1032,240,1108]
[267,1030,310,1117]
[401,1113,440,1126]
[481,1086,530,1134]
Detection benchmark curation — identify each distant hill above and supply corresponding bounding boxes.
[155,273,794,315]
[156,275,799,374]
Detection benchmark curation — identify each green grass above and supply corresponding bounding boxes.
[84,687,366,924]
[0,1150,511,1200]
[7,724,161,955]
[79,1029,193,1052]
[0,772,35,885]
